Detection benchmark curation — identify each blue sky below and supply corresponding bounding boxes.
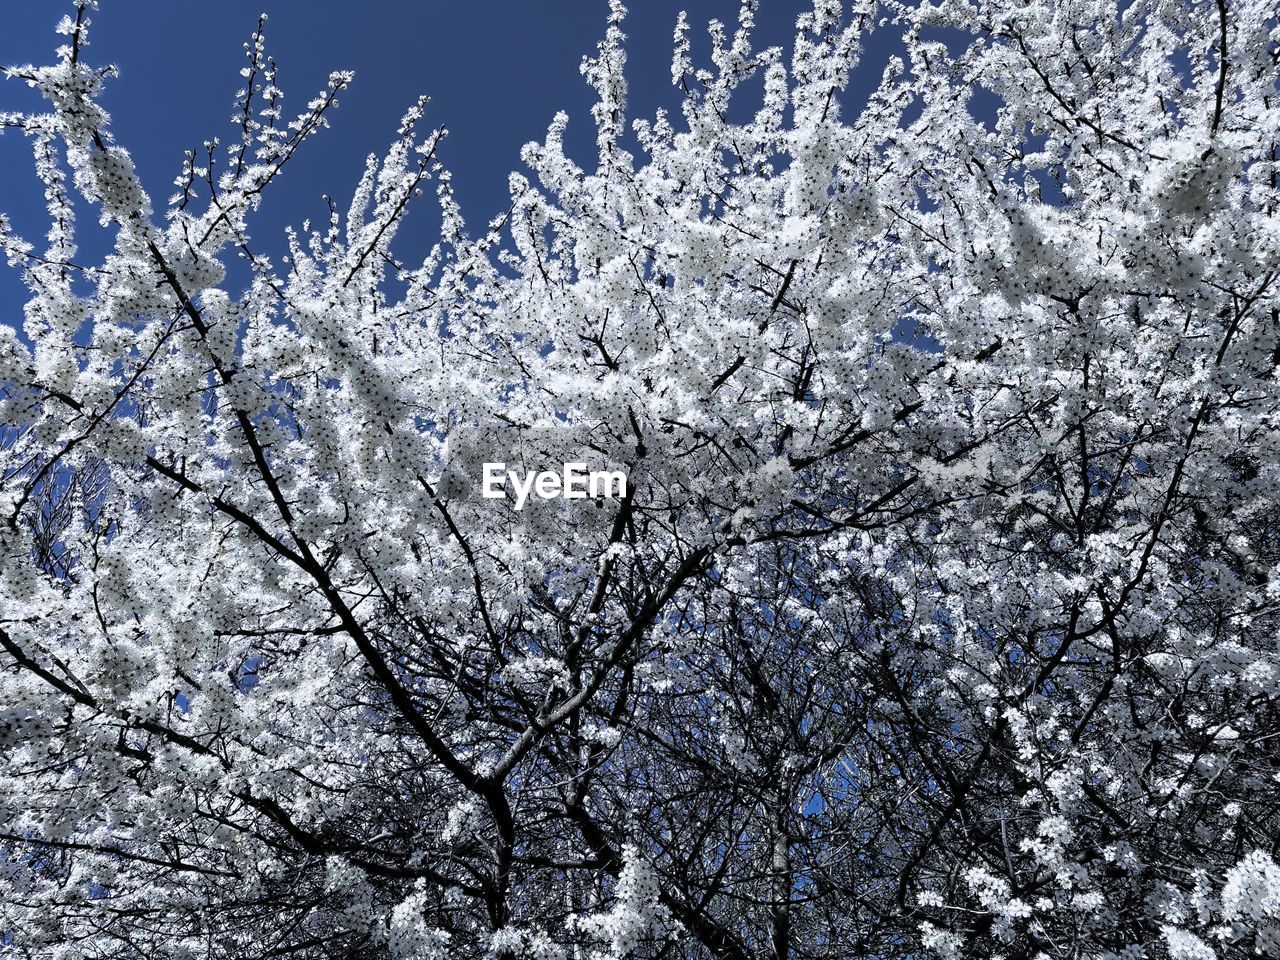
[0,1,897,315]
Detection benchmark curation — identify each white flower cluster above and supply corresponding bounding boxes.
[0,0,1277,956]
[568,846,679,958]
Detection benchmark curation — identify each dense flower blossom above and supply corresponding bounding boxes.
[0,0,1278,957]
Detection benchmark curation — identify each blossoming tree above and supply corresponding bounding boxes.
[1,0,1278,957]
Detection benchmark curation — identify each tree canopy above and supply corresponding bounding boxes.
[1,0,1279,957]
